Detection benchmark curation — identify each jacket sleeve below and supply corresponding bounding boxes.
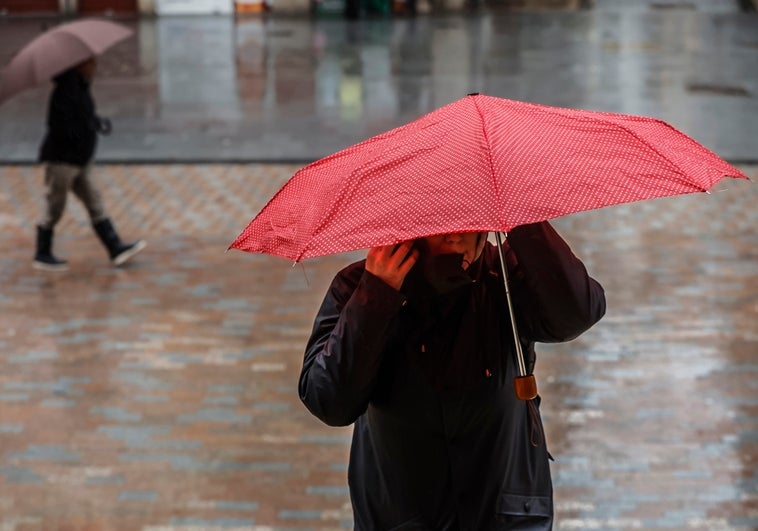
[506,221,606,343]
[299,263,407,427]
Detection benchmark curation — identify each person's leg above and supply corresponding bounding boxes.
[73,164,146,266]
[33,163,78,271]
[70,162,107,223]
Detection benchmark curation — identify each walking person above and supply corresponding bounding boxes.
[33,56,145,271]
[299,222,606,529]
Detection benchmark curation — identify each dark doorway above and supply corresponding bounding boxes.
[78,0,138,14]
[0,0,58,13]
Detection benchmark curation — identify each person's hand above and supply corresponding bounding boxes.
[365,241,419,291]
[96,116,112,136]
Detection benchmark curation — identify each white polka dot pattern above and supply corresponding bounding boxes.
[230,94,749,261]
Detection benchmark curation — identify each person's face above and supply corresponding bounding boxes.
[77,58,97,81]
[421,232,484,270]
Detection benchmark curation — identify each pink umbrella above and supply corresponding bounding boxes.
[0,18,133,104]
[230,94,748,262]
[229,93,749,399]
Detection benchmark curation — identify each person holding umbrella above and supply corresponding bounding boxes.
[33,56,145,271]
[0,18,145,271]
[232,92,745,529]
[299,221,606,529]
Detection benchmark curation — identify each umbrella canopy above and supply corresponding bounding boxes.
[0,18,133,104]
[230,93,749,261]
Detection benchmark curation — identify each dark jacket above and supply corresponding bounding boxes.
[39,68,99,166]
[300,222,606,530]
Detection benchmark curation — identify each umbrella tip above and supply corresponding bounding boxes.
[467,92,480,97]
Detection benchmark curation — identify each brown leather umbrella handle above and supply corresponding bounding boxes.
[514,375,538,401]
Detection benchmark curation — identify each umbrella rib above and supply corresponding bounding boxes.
[470,96,504,228]
[298,133,416,260]
[599,117,711,192]
[527,102,727,191]
[296,152,370,261]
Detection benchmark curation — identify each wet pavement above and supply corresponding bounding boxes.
[0,162,756,530]
[1,3,758,531]
[1,4,757,163]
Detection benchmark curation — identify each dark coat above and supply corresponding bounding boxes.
[299,222,606,530]
[39,68,99,166]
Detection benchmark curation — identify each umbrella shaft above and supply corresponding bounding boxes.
[495,232,528,377]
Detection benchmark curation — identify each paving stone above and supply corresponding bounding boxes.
[0,163,756,529]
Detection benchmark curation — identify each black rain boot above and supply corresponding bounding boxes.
[93,218,146,267]
[33,225,68,271]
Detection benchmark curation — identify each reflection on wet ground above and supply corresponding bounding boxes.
[1,9,757,162]
[0,163,756,529]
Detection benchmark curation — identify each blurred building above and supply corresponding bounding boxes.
[0,0,285,15]
[0,0,629,16]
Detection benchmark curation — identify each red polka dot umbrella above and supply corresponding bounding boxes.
[229,93,748,399]
[230,93,748,262]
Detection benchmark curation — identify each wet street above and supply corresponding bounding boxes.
[1,3,758,163]
[1,162,756,530]
[1,2,758,531]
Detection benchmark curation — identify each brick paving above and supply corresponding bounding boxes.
[0,163,756,530]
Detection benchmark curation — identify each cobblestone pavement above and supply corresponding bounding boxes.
[0,163,756,530]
